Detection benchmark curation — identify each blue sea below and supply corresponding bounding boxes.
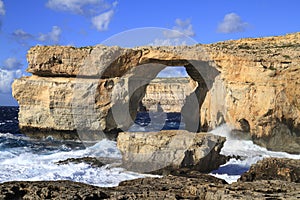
[0,106,299,186]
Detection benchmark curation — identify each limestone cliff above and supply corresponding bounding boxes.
[141,77,197,112]
[12,32,300,153]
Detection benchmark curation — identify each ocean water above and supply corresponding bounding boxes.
[0,107,156,187]
[0,106,299,186]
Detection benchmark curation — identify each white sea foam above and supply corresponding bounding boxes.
[0,139,156,187]
[209,124,300,183]
[1,122,299,186]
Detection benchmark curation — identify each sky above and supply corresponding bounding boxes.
[0,0,299,105]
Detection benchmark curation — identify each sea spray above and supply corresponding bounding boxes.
[0,136,155,187]
[209,124,300,183]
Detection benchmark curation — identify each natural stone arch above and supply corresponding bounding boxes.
[13,33,300,153]
[105,57,220,133]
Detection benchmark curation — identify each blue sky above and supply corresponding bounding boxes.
[0,0,299,105]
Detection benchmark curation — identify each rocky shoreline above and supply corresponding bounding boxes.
[6,32,300,199]
[0,158,299,199]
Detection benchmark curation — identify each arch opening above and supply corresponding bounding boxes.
[109,60,220,134]
[129,66,195,132]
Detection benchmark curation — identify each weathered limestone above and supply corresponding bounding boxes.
[12,32,300,153]
[141,77,197,112]
[201,33,300,153]
[239,158,300,183]
[12,75,121,139]
[117,130,227,173]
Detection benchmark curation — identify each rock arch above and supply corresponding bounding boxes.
[13,32,300,153]
[88,46,220,133]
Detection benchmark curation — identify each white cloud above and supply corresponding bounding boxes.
[157,67,188,78]
[46,0,117,31]
[217,13,248,33]
[0,69,23,93]
[12,29,34,40]
[164,19,195,38]
[149,38,187,46]
[91,9,114,31]
[11,29,34,45]
[0,0,5,16]
[4,58,22,70]
[46,0,108,15]
[38,26,62,43]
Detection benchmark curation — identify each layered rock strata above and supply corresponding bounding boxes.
[141,77,197,112]
[12,32,300,153]
[117,130,227,173]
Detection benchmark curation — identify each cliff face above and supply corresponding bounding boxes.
[201,33,300,153]
[12,32,300,153]
[141,77,197,112]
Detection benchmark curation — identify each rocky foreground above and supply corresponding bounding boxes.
[0,158,299,199]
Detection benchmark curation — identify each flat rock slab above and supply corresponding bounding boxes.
[1,176,299,200]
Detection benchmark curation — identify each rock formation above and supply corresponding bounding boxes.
[239,157,300,183]
[12,32,300,153]
[141,77,197,112]
[117,130,227,173]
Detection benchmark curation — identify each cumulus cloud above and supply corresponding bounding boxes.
[0,68,23,93]
[217,13,248,33]
[91,9,114,31]
[157,67,188,78]
[46,0,117,32]
[0,58,23,93]
[3,58,23,70]
[11,27,61,45]
[164,19,195,38]
[46,0,110,15]
[38,26,62,43]
[11,29,34,45]
[0,0,5,16]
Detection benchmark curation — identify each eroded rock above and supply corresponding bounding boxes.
[1,176,299,199]
[12,32,300,153]
[239,157,300,183]
[141,77,198,112]
[117,130,227,173]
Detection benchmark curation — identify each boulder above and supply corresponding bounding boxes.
[117,130,227,173]
[239,157,300,183]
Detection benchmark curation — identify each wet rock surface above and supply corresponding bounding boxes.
[239,157,300,183]
[55,156,122,168]
[0,175,299,199]
[0,180,109,200]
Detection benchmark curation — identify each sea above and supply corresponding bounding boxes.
[0,106,299,187]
